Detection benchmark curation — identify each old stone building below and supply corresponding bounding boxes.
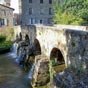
[0,4,14,29]
[4,0,11,6]
[21,0,56,25]
[0,0,11,6]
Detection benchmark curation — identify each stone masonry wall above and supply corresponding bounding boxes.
[65,30,88,69]
[21,0,54,25]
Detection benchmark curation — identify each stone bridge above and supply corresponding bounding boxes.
[15,25,88,70]
[15,25,88,85]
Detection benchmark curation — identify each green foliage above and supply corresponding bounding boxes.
[51,58,58,66]
[53,0,88,25]
[0,35,12,48]
[77,65,83,74]
[0,35,6,42]
[0,41,12,48]
[39,32,41,35]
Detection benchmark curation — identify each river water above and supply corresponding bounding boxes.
[0,53,32,88]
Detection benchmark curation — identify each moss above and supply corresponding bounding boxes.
[53,64,65,73]
[39,32,41,35]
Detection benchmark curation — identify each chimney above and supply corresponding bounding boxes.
[4,0,11,7]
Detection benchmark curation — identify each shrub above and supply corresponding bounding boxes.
[53,0,88,25]
[0,41,12,48]
[0,35,6,42]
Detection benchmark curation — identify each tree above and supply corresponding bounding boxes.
[53,0,88,25]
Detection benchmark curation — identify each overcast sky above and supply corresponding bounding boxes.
[11,0,19,13]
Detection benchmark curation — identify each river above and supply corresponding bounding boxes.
[0,53,31,88]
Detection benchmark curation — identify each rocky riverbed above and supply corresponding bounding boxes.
[53,68,88,88]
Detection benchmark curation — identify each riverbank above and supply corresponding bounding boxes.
[0,47,11,54]
[0,35,13,54]
[0,42,12,54]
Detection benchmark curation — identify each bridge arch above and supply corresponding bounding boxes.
[50,47,65,72]
[34,39,41,55]
[19,32,22,40]
[25,34,30,43]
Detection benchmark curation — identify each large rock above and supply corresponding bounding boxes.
[32,55,50,87]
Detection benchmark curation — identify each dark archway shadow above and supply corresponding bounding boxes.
[19,32,22,41]
[25,34,30,43]
[50,47,65,73]
[34,39,41,55]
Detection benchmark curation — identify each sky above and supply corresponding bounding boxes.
[0,0,4,4]
[11,0,19,13]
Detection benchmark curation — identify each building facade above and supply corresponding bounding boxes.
[21,0,55,25]
[13,0,22,25]
[0,4,14,29]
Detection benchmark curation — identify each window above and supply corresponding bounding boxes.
[4,18,8,26]
[49,8,52,15]
[0,19,8,26]
[29,18,35,24]
[29,18,33,24]
[1,19,4,26]
[29,8,32,15]
[40,20,42,24]
[49,0,52,4]
[40,0,43,3]
[31,18,33,24]
[29,0,32,3]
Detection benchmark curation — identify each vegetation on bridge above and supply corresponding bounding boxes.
[53,0,88,25]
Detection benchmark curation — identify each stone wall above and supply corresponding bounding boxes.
[14,25,22,40]
[20,25,88,69]
[65,30,88,69]
[21,0,54,25]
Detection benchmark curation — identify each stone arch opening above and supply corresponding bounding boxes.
[50,48,65,73]
[19,32,22,41]
[34,39,41,55]
[25,34,30,43]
